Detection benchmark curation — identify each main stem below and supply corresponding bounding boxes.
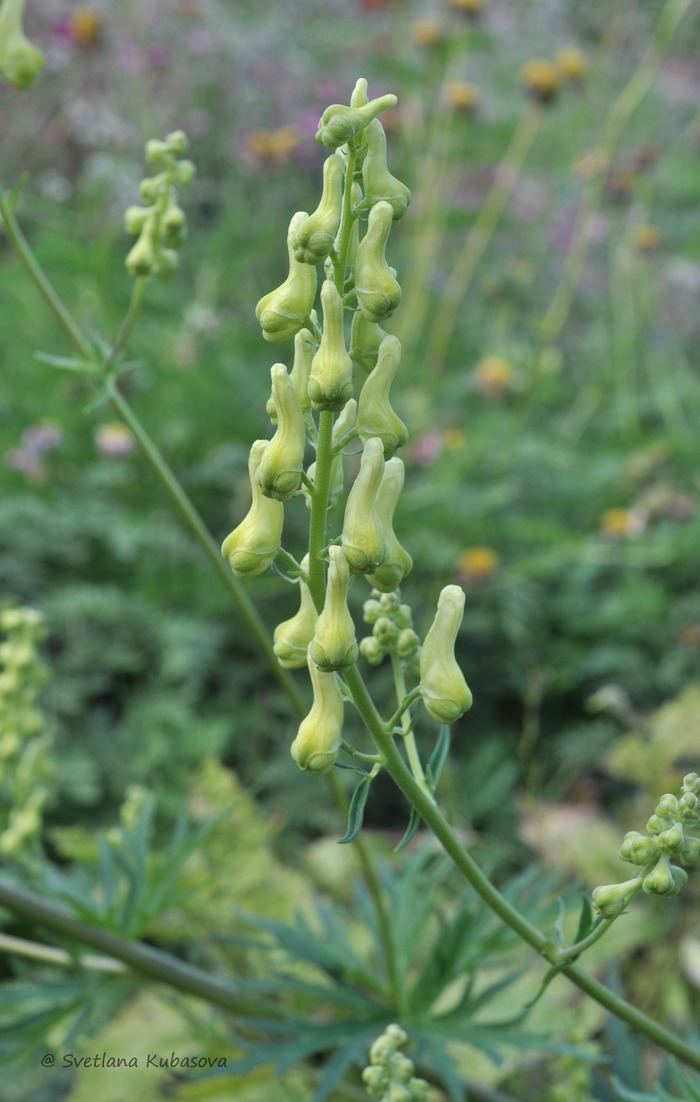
[0,879,282,1020]
[344,664,700,1073]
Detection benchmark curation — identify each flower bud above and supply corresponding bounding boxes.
[679,792,699,819]
[646,814,665,836]
[641,855,687,897]
[360,636,384,665]
[309,546,358,672]
[357,119,411,222]
[256,364,307,501]
[273,556,317,669]
[373,616,399,647]
[173,159,196,187]
[221,440,284,577]
[349,310,388,375]
[592,878,640,919]
[125,216,158,276]
[165,129,189,156]
[355,201,401,323]
[290,327,316,413]
[683,772,700,795]
[256,212,318,342]
[357,334,408,459]
[341,437,386,574]
[656,823,684,856]
[419,585,473,724]
[124,205,150,235]
[654,794,679,821]
[363,599,382,625]
[160,197,187,248]
[397,629,420,659]
[308,279,354,412]
[316,91,398,148]
[679,836,700,865]
[618,831,660,866]
[0,0,44,89]
[366,458,412,592]
[290,652,343,774]
[145,138,170,165]
[293,154,344,265]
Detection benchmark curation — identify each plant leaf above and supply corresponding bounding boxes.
[337,775,372,845]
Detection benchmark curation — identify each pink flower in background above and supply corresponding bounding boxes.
[408,431,444,467]
[4,421,62,483]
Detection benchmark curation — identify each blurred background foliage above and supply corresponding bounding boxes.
[1,0,699,1098]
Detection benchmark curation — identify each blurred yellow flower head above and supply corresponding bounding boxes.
[247,126,299,165]
[449,0,483,17]
[520,59,559,104]
[556,47,587,83]
[444,80,479,112]
[70,8,101,48]
[600,508,646,539]
[633,224,662,252]
[95,422,135,459]
[459,546,499,581]
[443,428,467,451]
[474,356,514,398]
[411,19,443,48]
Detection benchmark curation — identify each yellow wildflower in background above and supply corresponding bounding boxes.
[473,356,514,398]
[70,8,101,48]
[633,224,662,252]
[600,508,646,539]
[449,0,483,17]
[443,428,467,451]
[458,546,499,582]
[520,59,559,104]
[556,47,587,83]
[411,20,443,48]
[247,126,299,165]
[444,81,479,112]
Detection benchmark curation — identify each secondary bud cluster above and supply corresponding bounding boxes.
[124,131,195,278]
[362,1024,429,1102]
[592,774,700,918]
[360,591,419,669]
[0,606,54,855]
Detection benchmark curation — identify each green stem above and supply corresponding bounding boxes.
[343,664,700,1073]
[307,410,335,611]
[0,931,125,973]
[390,653,430,798]
[0,879,283,1020]
[424,104,542,374]
[540,0,693,345]
[0,191,93,361]
[107,385,307,718]
[103,274,147,373]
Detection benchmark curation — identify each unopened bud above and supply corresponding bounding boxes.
[397,629,420,658]
[221,440,284,577]
[341,437,386,574]
[309,545,358,672]
[679,836,700,865]
[360,636,384,665]
[273,556,317,669]
[366,457,412,592]
[290,652,343,774]
[316,91,397,148]
[355,201,401,323]
[349,310,387,375]
[618,831,660,866]
[656,823,684,856]
[308,280,354,412]
[256,212,318,342]
[592,878,640,919]
[0,0,44,90]
[357,335,408,459]
[257,364,307,501]
[419,585,472,724]
[357,118,411,221]
[293,153,344,265]
[642,855,687,897]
